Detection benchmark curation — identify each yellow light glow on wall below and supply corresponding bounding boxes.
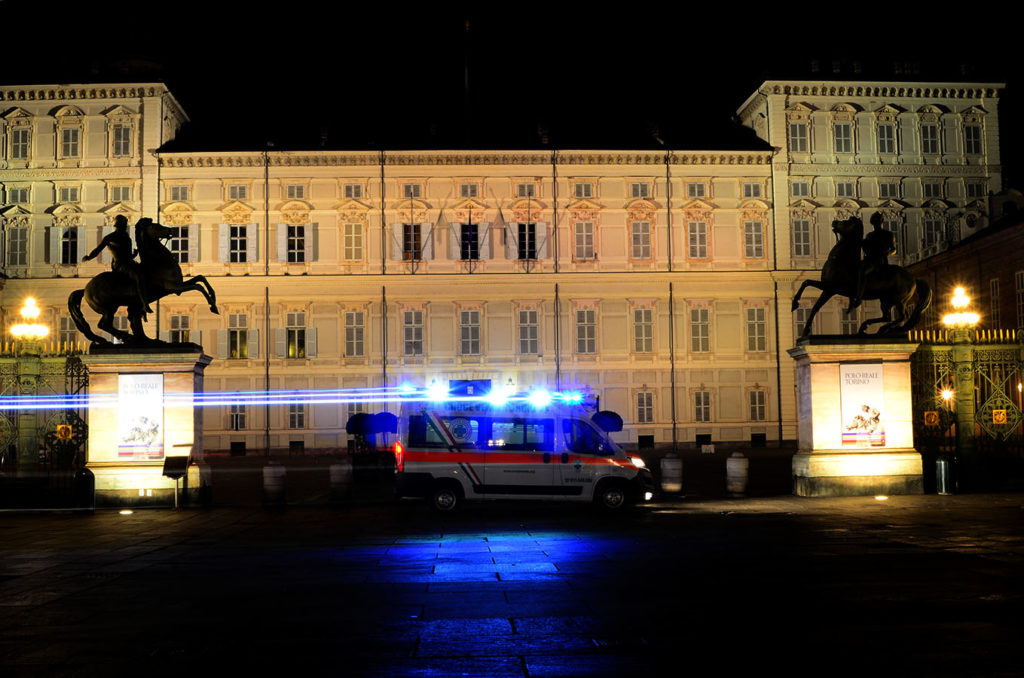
[10,298,49,339]
[942,286,979,328]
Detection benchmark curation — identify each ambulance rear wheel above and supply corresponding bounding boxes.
[595,481,629,511]
[431,482,461,512]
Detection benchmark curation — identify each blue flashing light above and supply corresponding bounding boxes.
[484,386,512,407]
[398,382,417,395]
[426,382,449,402]
[560,391,584,405]
[527,389,552,408]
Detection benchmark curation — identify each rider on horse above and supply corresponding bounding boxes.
[848,211,896,311]
[82,215,152,318]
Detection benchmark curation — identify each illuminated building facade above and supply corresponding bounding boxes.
[0,80,1005,452]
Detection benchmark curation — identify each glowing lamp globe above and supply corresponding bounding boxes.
[9,298,49,340]
[941,286,979,328]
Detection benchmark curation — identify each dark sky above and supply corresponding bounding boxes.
[4,1,1023,182]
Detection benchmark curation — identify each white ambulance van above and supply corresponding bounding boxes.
[393,389,655,511]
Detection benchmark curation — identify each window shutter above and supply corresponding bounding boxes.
[275,328,287,357]
[420,222,433,260]
[248,329,259,358]
[276,223,288,262]
[187,225,200,263]
[49,227,60,264]
[505,223,518,259]
[218,224,229,262]
[99,225,114,263]
[195,330,203,348]
[449,223,461,260]
[246,224,258,262]
[390,223,404,261]
[306,327,317,357]
[75,227,86,261]
[217,329,228,358]
[305,222,318,262]
[536,222,549,259]
[478,222,492,259]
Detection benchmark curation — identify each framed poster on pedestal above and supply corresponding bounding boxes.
[117,374,164,460]
[840,363,885,448]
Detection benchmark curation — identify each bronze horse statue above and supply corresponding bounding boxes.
[68,218,218,346]
[791,215,931,338]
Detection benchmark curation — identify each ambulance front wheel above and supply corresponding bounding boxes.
[431,481,462,512]
[595,481,630,511]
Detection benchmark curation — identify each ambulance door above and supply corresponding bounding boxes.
[482,417,557,497]
[556,418,613,497]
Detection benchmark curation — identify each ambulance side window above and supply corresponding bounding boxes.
[489,418,554,452]
[409,415,481,449]
[563,419,610,456]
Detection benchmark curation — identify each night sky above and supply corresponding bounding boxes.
[3,1,1023,184]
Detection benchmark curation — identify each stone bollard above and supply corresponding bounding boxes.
[329,457,353,501]
[262,461,287,506]
[726,452,749,497]
[660,453,682,493]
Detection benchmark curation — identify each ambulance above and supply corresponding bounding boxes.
[392,385,655,511]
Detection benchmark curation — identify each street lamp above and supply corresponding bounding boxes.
[941,286,980,330]
[10,297,50,345]
[7,298,50,475]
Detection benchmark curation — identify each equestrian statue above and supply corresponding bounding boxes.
[791,211,931,339]
[68,215,218,346]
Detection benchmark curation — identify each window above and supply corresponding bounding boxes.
[963,124,982,155]
[288,404,305,429]
[111,316,130,344]
[743,183,762,198]
[59,317,78,348]
[633,308,653,353]
[516,183,536,198]
[788,122,808,152]
[170,185,189,201]
[841,310,859,335]
[576,309,596,354]
[518,309,538,355]
[517,223,537,260]
[402,224,421,261]
[631,221,651,259]
[687,221,707,258]
[574,182,593,199]
[228,184,248,201]
[749,390,767,422]
[1016,271,1024,328]
[287,225,305,263]
[879,182,899,199]
[966,182,985,200]
[169,315,190,343]
[794,307,813,337]
[111,185,131,202]
[791,182,810,198]
[58,187,79,203]
[792,219,812,257]
[744,221,764,258]
[921,124,939,154]
[7,228,27,266]
[343,224,363,261]
[460,223,479,261]
[286,312,307,359]
[112,125,131,157]
[833,123,852,153]
[636,392,654,424]
[687,183,706,199]
[923,182,942,199]
[9,187,28,203]
[630,182,650,199]
[345,311,364,357]
[990,279,1000,327]
[286,184,305,200]
[690,308,710,353]
[694,391,711,423]
[836,182,854,198]
[344,184,363,199]
[746,307,767,352]
[229,404,246,431]
[61,128,80,157]
[60,228,79,264]
[923,218,943,249]
[881,218,902,254]
[345,402,366,426]
[228,313,249,359]
[460,310,481,355]
[877,123,895,154]
[230,226,248,263]
[402,183,421,199]
[167,226,190,263]
[460,183,478,198]
[574,222,594,260]
[11,128,30,160]
[404,310,424,356]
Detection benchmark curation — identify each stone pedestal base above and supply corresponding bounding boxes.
[792,449,923,497]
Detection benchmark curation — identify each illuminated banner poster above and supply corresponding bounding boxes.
[840,364,885,447]
[118,374,164,459]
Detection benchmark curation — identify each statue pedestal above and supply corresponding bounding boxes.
[83,349,211,507]
[788,338,922,497]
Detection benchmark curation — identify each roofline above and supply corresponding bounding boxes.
[0,83,188,123]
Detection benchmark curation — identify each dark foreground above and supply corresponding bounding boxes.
[1,494,1022,677]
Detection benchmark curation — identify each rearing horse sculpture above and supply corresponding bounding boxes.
[68,218,218,346]
[791,215,931,338]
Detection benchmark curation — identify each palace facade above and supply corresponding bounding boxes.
[0,80,1006,452]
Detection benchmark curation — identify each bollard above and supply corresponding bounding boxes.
[936,455,954,495]
[262,461,287,506]
[726,452,749,496]
[660,453,682,493]
[329,458,353,501]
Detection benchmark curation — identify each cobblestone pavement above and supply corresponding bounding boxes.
[1,494,1022,677]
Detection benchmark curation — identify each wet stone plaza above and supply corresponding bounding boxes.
[1,494,1023,677]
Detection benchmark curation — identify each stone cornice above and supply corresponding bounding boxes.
[0,83,171,102]
[756,80,1003,100]
[786,163,1000,176]
[0,168,143,180]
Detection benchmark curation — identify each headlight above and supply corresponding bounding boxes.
[629,456,646,469]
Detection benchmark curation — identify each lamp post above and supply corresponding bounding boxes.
[9,298,50,476]
[941,286,980,475]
